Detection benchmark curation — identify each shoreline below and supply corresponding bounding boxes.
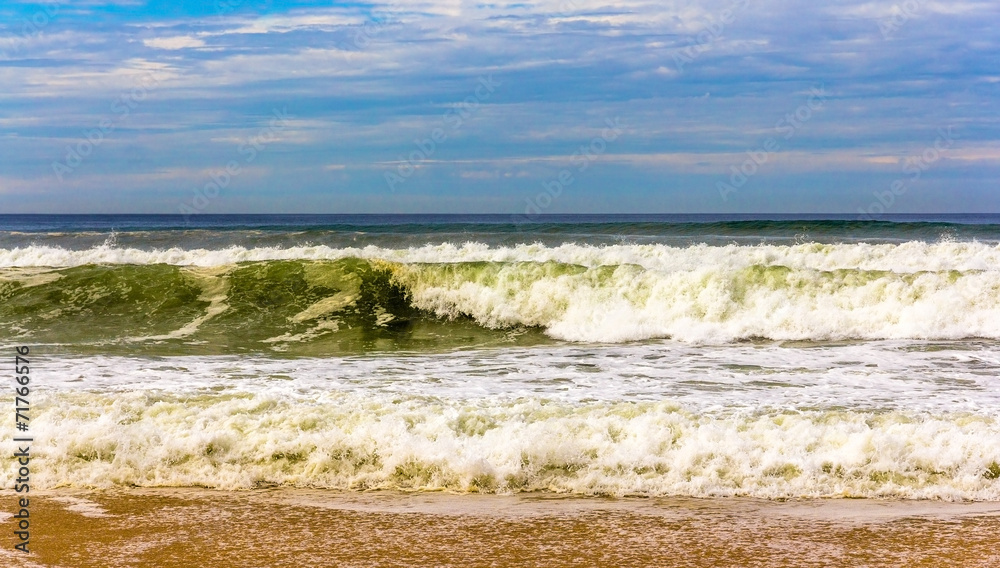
[3,489,1000,566]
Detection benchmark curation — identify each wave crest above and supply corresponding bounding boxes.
[3,242,1000,345]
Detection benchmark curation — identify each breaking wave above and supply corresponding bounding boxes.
[3,241,1000,345]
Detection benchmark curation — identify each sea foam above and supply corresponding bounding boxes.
[1,348,997,499]
[3,389,998,499]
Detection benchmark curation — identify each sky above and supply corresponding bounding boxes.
[0,0,998,215]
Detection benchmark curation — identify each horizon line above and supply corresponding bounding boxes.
[2,213,998,217]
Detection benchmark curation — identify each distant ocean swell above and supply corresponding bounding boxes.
[2,392,998,499]
[3,241,1000,344]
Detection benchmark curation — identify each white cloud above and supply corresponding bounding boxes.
[143,36,206,50]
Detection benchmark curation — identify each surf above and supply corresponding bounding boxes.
[6,388,999,499]
[3,241,1000,348]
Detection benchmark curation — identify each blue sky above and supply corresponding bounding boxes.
[0,0,998,214]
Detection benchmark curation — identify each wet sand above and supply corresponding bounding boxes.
[3,489,1000,567]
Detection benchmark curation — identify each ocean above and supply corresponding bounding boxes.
[2,213,1000,502]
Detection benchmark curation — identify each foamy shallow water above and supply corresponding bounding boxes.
[21,342,1000,412]
[3,341,999,499]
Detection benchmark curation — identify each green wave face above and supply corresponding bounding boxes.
[2,264,206,343]
[0,259,547,356]
[3,258,999,354]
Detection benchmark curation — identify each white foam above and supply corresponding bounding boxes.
[50,496,112,518]
[3,389,998,499]
[28,343,1000,413]
[396,261,1000,343]
[1,346,998,499]
[3,241,1000,272]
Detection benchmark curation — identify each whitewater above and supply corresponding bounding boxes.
[1,216,998,500]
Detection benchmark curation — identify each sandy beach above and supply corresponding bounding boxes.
[3,489,1000,567]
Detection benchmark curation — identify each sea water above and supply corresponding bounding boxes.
[1,214,999,499]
